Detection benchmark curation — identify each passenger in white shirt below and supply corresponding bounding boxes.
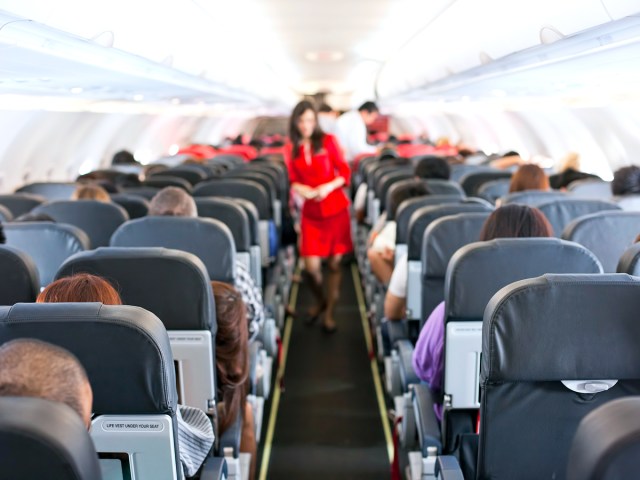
[334,101,380,162]
[317,102,338,134]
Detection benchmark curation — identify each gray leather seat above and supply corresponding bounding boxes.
[0,204,12,222]
[154,166,208,186]
[501,189,567,206]
[0,397,102,480]
[193,178,272,220]
[143,175,192,192]
[33,200,129,248]
[616,242,640,275]
[459,171,512,196]
[537,199,621,236]
[425,179,466,197]
[567,179,612,199]
[562,211,640,273]
[121,186,161,201]
[476,179,511,204]
[110,216,236,283]
[15,182,76,201]
[110,193,150,219]
[0,193,46,217]
[3,222,90,287]
[0,245,40,305]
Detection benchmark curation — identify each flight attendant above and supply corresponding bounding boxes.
[286,100,353,333]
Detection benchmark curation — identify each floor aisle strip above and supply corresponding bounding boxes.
[350,262,394,462]
[258,270,300,480]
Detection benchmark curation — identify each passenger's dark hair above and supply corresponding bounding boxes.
[379,148,399,162]
[211,281,249,434]
[358,101,379,114]
[0,224,4,244]
[479,204,553,241]
[502,151,520,158]
[289,100,324,156]
[318,103,333,113]
[414,156,451,180]
[112,150,137,165]
[388,182,430,218]
[13,213,55,222]
[611,166,640,196]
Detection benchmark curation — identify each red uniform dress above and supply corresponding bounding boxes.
[286,134,353,257]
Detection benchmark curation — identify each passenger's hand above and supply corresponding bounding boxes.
[380,247,394,261]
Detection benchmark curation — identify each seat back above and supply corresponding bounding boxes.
[4,222,90,287]
[420,212,491,320]
[0,204,12,222]
[567,397,640,480]
[121,186,161,201]
[57,247,217,414]
[377,170,414,211]
[33,201,129,248]
[617,243,640,275]
[193,178,271,219]
[0,193,46,217]
[459,171,512,196]
[142,175,192,192]
[562,211,640,273]
[567,179,612,199]
[444,239,602,412]
[0,245,40,304]
[0,397,102,480]
[479,274,640,480]
[424,179,465,197]
[154,167,207,186]
[109,193,150,219]
[537,199,621,236]
[614,194,640,211]
[476,179,511,204]
[16,182,76,201]
[449,165,496,183]
[110,216,236,283]
[0,302,181,479]
[501,189,567,206]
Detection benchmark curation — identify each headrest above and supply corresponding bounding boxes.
[408,203,492,260]
[109,194,150,219]
[615,195,640,212]
[33,201,129,248]
[4,222,89,288]
[15,182,76,201]
[536,199,621,236]
[159,167,207,185]
[120,187,160,201]
[567,396,640,480]
[563,211,640,273]
[424,179,465,197]
[225,171,276,203]
[501,189,567,206]
[0,193,46,217]
[395,195,462,229]
[196,197,251,252]
[476,179,511,204]
[459,171,512,196]
[57,247,215,332]
[446,238,602,318]
[0,397,102,480]
[568,179,612,199]
[231,197,259,245]
[192,179,271,219]
[110,216,236,283]
[0,303,177,415]
[376,171,413,204]
[450,165,498,183]
[617,243,640,275]
[482,274,640,382]
[422,212,491,277]
[0,245,40,305]
[0,204,13,222]
[142,175,192,192]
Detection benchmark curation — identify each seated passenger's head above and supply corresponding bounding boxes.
[148,186,197,217]
[508,164,550,193]
[612,166,640,196]
[37,273,122,305]
[0,339,93,427]
[388,182,430,219]
[72,184,110,202]
[414,156,451,180]
[480,204,553,241]
[112,150,137,165]
[210,281,249,433]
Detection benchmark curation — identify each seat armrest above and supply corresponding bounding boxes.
[198,457,228,480]
[412,384,442,455]
[435,455,464,480]
[396,339,419,390]
[217,412,242,457]
[248,340,260,395]
[386,319,409,346]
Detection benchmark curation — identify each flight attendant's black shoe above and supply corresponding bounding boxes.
[304,302,327,325]
[321,318,337,334]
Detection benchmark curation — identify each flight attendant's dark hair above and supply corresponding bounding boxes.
[289,100,325,156]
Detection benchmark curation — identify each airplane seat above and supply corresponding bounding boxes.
[458,171,512,197]
[409,240,603,474]
[109,193,150,219]
[224,170,280,229]
[613,194,640,211]
[567,179,612,199]
[0,193,46,217]
[208,154,245,166]
[567,396,640,480]
[32,200,129,248]
[15,182,77,201]
[500,189,568,206]
[0,245,40,304]
[562,211,640,273]
[143,175,193,192]
[376,170,414,213]
[0,302,186,479]
[3,222,90,287]
[449,165,497,183]
[616,243,640,275]
[537,198,621,236]
[156,166,208,186]
[0,397,102,480]
[460,274,640,480]
[120,186,161,201]
[0,204,13,222]
[475,179,511,204]
[424,179,466,198]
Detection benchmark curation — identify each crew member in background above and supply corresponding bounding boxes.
[334,101,380,162]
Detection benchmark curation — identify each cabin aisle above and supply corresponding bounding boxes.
[265,263,390,479]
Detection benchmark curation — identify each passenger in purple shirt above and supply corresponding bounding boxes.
[412,204,553,421]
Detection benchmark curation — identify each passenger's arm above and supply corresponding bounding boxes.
[384,291,406,321]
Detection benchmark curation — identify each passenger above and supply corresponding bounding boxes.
[334,101,380,163]
[414,155,451,180]
[412,204,553,420]
[611,165,640,196]
[211,281,256,480]
[489,150,525,169]
[367,182,430,285]
[317,102,338,134]
[0,339,93,428]
[71,183,111,202]
[37,273,214,478]
[111,149,138,165]
[286,100,353,333]
[548,152,601,190]
[148,187,265,340]
[508,163,550,193]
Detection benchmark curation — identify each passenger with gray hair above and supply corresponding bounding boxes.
[149,186,198,217]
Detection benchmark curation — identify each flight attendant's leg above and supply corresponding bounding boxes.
[303,255,326,319]
[323,254,343,333]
